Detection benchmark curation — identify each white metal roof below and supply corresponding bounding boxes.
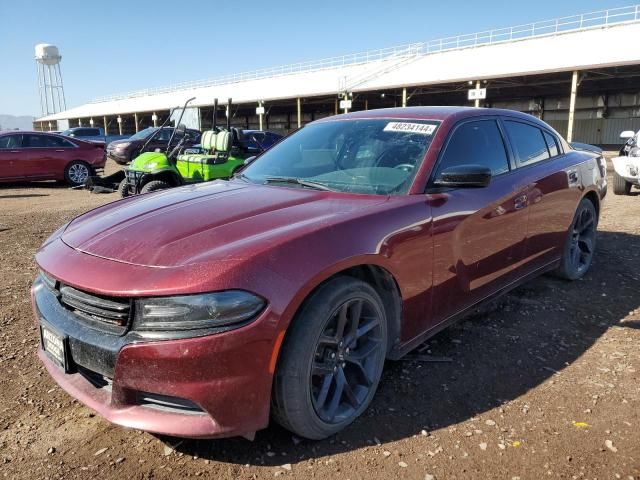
[37,5,640,122]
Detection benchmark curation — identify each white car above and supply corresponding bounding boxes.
[612,130,640,195]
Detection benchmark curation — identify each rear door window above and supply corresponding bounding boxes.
[434,119,510,178]
[504,121,550,165]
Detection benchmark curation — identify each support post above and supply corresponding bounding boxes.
[103,116,108,135]
[297,97,302,128]
[78,118,82,127]
[365,98,368,111]
[567,70,578,142]
[475,80,481,108]
[258,101,264,131]
[402,87,407,107]
[117,116,123,136]
[334,98,338,115]
[152,112,158,128]
[134,112,139,133]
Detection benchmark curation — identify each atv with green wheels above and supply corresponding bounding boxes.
[120,97,257,197]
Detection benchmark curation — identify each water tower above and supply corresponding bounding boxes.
[35,43,67,116]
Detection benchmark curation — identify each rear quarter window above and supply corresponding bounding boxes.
[504,121,550,165]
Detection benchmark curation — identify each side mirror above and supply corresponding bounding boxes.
[212,157,227,165]
[244,156,257,166]
[434,164,492,188]
[620,130,636,140]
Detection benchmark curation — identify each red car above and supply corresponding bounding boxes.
[32,107,607,440]
[0,131,106,186]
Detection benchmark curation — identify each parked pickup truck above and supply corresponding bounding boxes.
[61,127,129,146]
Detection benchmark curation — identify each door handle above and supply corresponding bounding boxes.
[514,194,528,210]
[10,150,20,153]
[55,149,65,152]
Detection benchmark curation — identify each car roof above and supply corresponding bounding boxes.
[314,106,548,126]
[0,130,59,136]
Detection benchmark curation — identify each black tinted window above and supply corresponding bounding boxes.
[505,121,550,165]
[24,134,73,148]
[435,120,509,177]
[157,129,172,141]
[77,128,100,136]
[0,135,22,149]
[543,131,559,157]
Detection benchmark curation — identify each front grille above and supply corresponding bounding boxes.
[126,169,144,183]
[40,271,132,335]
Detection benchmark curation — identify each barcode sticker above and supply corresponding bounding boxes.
[384,122,436,135]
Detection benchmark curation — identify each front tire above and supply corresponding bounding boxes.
[118,179,130,198]
[64,160,92,187]
[140,180,171,194]
[272,277,388,440]
[612,171,632,195]
[555,198,597,280]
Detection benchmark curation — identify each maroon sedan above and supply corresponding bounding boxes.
[0,131,106,186]
[32,107,606,440]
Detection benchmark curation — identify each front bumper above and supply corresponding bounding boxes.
[612,155,640,185]
[107,150,130,165]
[31,277,277,439]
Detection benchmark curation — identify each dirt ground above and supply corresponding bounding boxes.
[0,159,638,480]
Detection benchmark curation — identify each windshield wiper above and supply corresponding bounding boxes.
[263,176,335,191]
[233,172,252,183]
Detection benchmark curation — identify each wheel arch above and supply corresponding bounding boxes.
[582,189,600,218]
[144,169,182,187]
[278,263,403,359]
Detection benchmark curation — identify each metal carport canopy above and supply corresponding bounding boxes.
[37,17,640,122]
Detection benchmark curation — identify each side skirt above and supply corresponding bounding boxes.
[387,258,561,360]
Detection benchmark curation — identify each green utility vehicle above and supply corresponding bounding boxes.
[120,97,257,197]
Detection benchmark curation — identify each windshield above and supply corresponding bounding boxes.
[129,127,157,141]
[242,119,439,195]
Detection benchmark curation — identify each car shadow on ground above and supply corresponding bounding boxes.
[0,193,50,199]
[169,230,640,465]
[0,180,68,192]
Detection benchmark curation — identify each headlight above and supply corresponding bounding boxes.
[115,142,130,150]
[133,291,265,332]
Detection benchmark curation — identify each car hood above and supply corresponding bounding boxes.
[107,139,133,148]
[61,181,387,268]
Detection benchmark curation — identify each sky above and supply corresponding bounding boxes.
[0,0,634,117]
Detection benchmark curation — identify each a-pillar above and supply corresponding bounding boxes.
[567,71,579,142]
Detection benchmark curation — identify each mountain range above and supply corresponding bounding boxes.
[0,114,36,131]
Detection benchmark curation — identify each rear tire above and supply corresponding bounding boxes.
[612,171,632,195]
[64,160,92,187]
[272,277,387,440]
[140,180,171,194]
[118,179,130,198]
[555,198,597,280]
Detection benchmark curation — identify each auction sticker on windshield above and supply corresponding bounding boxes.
[384,122,436,135]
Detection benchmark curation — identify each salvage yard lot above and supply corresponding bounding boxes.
[0,161,638,480]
